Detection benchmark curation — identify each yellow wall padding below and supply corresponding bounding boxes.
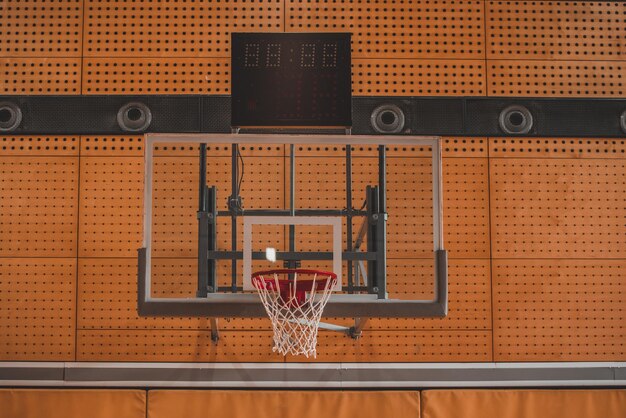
[422,389,626,418]
[0,389,146,418]
[148,390,420,418]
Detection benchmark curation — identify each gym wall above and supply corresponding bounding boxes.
[0,0,625,365]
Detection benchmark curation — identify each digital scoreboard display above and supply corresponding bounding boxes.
[231,33,352,127]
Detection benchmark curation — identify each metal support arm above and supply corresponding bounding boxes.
[210,318,220,343]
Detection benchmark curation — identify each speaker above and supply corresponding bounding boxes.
[0,102,22,132]
[352,99,411,135]
[370,104,406,134]
[499,105,534,135]
[117,102,152,132]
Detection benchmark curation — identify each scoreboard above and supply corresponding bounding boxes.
[231,33,352,127]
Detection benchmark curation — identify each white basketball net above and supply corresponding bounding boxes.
[252,271,337,358]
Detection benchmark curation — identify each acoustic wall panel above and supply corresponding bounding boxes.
[0,156,78,257]
[442,159,490,259]
[78,258,221,330]
[487,1,626,61]
[369,259,492,331]
[298,331,493,362]
[79,256,269,332]
[2,0,626,366]
[0,59,81,95]
[442,138,488,158]
[83,0,284,57]
[80,136,144,157]
[78,156,143,257]
[490,138,626,159]
[77,330,491,362]
[379,157,432,257]
[0,0,83,57]
[286,0,485,59]
[488,61,626,97]
[490,158,626,258]
[0,136,78,156]
[82,59,230,94]
[77,330,284,362]
[493,260,626,361]
[352,60,486,96]
[0,259,76,360]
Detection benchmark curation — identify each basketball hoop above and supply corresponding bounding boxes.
[251,269,337,358]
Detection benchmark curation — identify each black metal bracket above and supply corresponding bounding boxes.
[347,318,369,339]
[196,144,219,343]
[210,318,220,343]
[197,143,217,298]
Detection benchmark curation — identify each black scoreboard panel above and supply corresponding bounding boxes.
[231,33,352,127]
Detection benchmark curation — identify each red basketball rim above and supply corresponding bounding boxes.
[251,268,337,306]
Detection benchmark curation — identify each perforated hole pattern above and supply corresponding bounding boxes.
[2,0,625,96]
[2,136,624,361]
[491,138,626,159]
[0,0,83,57]
[494,260,626,361]
[1,136,78,156]
[2,0,626,361]
[0,156,78,257]
[491,159,626,258]
[0,259,76,360]
[487,1,626,60]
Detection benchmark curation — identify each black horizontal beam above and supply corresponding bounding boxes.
[1,95,625,137]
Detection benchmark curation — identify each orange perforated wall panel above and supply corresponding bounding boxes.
[1,1,625,97]
[0,0,625,363]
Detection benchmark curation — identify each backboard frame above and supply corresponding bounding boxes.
[138,133,447,318]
